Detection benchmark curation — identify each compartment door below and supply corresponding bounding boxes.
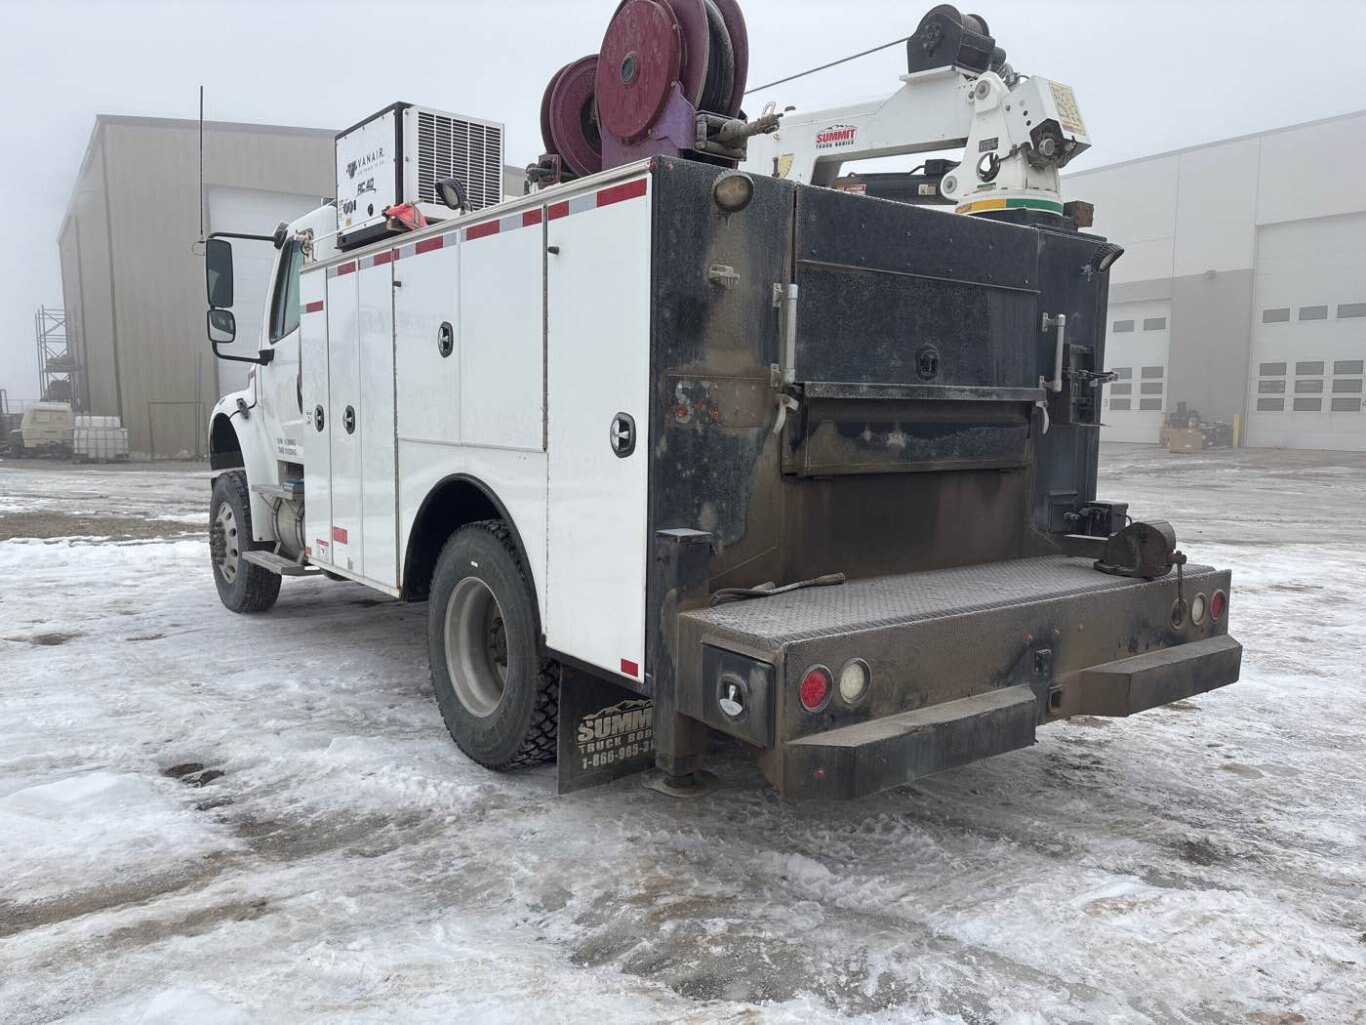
[300,268,332,563]
[325,263,362,575]
[358,259,398,586]
[545,177,652,683]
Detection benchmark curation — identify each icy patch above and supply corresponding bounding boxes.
[0,771,230,903]
[137,988,256,1025]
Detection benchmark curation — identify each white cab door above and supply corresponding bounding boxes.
[260,240,308,466]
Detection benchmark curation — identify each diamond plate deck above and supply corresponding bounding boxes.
[684,555,1215,648]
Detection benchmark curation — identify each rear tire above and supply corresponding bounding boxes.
[428,520,559,769]
[210,470,281,614]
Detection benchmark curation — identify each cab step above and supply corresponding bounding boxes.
[251,481,303,501]
[242,550,318,576]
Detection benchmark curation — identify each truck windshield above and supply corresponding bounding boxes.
[268,240,304,343]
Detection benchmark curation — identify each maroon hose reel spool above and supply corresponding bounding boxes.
[539,0,750,178]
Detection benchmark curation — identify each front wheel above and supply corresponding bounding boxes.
[428,520,558,769]
[209,470,281,614]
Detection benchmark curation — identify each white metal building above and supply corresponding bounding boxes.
[1064,110,1366,451]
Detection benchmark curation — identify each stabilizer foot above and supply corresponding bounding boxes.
[644,769,720,799]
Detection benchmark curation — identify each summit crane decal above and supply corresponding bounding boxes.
[815,124,858,149]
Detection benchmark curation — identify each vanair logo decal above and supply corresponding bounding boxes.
[346,147,385,180]
[815,124,858,150]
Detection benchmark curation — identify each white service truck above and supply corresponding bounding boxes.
[204,4,1240,799]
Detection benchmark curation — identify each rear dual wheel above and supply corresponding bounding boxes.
[427,521,559,768]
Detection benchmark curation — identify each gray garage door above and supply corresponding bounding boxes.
[1101,301,1170,444]
[1246,215,1366,451]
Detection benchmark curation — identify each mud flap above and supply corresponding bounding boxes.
[556,668,656,795]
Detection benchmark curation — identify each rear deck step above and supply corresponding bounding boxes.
[242,550,318,576]
[786,684,1039,800]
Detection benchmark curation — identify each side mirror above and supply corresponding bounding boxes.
[206,237,235,308]
[207,308,237,345]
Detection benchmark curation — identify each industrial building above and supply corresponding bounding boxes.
[1065,110,1366,452]
[57,116,336,458]
[57,114,528,459]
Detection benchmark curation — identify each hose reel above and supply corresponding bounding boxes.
[534,0,770,183]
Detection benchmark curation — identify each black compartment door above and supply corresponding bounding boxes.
[792,188,1041,389]
[787,189,1044,474]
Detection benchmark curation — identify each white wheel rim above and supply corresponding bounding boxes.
[443,577,509,718]
[214,501,240,584]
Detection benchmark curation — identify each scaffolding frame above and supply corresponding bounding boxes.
[35,306,82,410]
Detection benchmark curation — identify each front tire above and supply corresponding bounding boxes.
[209,470,281,614]
[428,520,558,769]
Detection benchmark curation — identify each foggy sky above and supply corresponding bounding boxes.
[3,0,1364,402]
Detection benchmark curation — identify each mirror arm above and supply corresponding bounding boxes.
[207,230,278,244]
[210,339,274,366]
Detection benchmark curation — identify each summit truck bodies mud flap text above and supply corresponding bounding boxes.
[672,555,1241,800]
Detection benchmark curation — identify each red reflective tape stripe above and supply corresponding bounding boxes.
[548,201,570,221]
[332,526,348,544]
[465,221,499,241]
[304,300,324,314]
[373,250,394,265]
[335,261,357,276]
[620,658,639,677]
[522,209,542,227]
[597,178,647,207]
[414,236,445,254]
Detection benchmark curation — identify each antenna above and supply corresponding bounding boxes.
[198,85,205,242]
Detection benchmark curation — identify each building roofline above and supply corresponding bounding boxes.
[59,115,337,240]
[1066,106,1366,180]
[92,113,336,138]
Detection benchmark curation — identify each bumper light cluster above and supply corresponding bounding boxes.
[800,659,871,712]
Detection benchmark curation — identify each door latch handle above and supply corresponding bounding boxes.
[610,412,635,457]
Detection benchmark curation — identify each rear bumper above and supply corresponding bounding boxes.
[781,634,1241,800]
[676,555,1241,799]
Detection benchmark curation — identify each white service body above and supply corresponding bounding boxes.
[212,164,655,685]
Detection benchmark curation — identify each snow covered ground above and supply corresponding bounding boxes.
[1,446,1363,1025]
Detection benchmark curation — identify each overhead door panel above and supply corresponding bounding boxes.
[1246,215,1366,451]
[1100,301,1170,444]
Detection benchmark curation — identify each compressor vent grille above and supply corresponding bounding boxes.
[417,111,504,212]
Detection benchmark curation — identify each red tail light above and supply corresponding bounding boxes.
[1210,590,1227,620]
[799,666,832,712]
